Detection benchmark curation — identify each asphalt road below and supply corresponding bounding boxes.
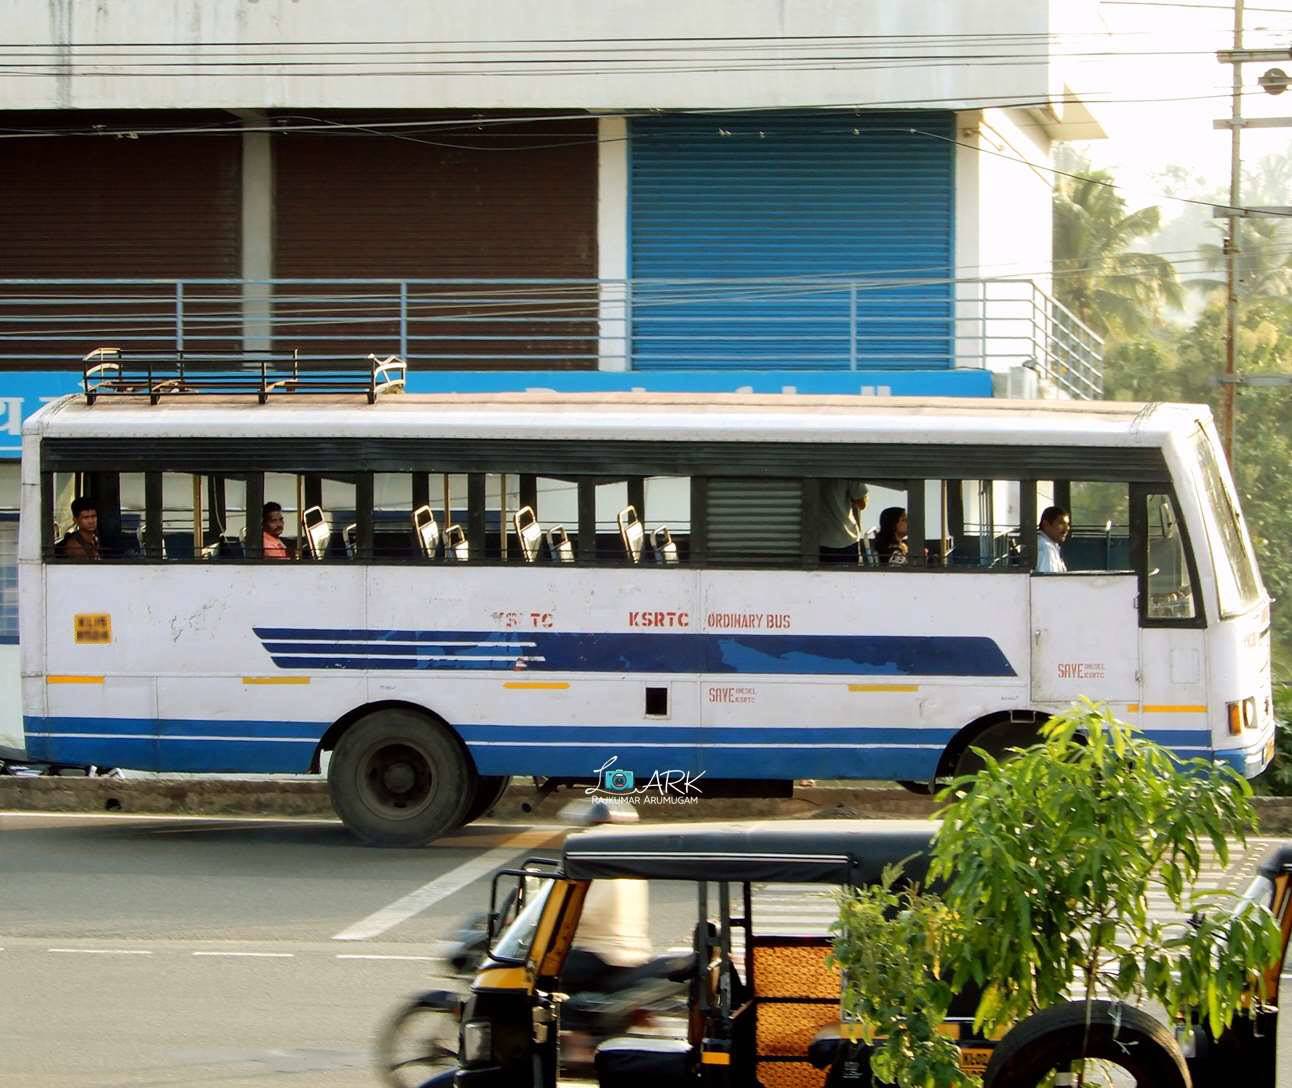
[0,812,709,1088]
[1,811,1289,1087]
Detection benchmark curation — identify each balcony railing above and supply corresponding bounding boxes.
[0,276,1103,399]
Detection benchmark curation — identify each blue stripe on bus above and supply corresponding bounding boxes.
[252,629,1018,678]
[25,714,1217,778]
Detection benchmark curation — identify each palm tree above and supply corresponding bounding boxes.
[1053,171,1183,340]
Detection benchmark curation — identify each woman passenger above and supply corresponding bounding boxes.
[874,506,909,565]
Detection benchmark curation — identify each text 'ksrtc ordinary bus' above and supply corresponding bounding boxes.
[20,381,1275,843]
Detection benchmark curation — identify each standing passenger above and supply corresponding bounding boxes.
[818,480,869,565]
[59,497,101,560]
[262,502,291,560]
[1035,506,1071,573]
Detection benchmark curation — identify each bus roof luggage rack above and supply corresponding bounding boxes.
[80,347,407,406]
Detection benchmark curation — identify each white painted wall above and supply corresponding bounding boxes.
[954,106,1068,389]
[3,1,1100,132]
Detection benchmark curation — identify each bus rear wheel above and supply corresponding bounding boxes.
[950,719,1045,781]
[328,709,473,846]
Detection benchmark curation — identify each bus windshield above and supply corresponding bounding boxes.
[1190,427,1263,616]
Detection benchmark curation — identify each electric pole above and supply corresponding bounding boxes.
[1214,10,1292,461]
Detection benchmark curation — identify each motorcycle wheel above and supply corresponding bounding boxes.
[375,997,460,1088]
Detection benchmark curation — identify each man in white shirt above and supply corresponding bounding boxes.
[1035,506,1071,573]
[818,479,869,564]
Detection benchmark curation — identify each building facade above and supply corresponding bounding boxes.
[0,1,1107,755]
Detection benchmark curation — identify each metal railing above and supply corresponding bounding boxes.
[0,276,1103,399]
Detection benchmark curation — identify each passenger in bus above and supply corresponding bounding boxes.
[58,496,101,561]
[875,506,910,565]
[262,502,291,560]
[818,479,869,564]
[1035,506,1071,574]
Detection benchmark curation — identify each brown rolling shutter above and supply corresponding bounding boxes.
[273,114,597,370]
[0,128,241,367]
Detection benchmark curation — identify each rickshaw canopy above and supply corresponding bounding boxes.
[560,818,938,884]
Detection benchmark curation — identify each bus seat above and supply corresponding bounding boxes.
[301,506,330,561]
[344,523,358,559]
[412,504,440,559]
[617,505,644,564]
[444,524,469,561]
[547,526,574,564]
[651,526,678,565]
[514,506,543,563]
[162,532,193,561]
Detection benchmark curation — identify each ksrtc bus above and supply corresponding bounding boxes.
[20,387,1274,844]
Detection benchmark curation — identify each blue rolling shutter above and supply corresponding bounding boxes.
[629,111,955,371]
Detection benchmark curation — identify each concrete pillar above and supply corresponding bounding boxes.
[238,113,274,355]
[954,110,983,375]
[597,115,629,371]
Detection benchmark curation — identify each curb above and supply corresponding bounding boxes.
[4,777,1291,835]
[0,777,937,823]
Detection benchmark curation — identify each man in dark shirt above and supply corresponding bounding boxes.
[59,496,101,560]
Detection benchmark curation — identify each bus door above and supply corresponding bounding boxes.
[1132,486,1208,749]
[1029,573,1140,707]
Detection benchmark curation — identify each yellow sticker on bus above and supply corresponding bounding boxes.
[73,613,112,644]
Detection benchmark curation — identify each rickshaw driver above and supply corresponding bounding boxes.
[559,799,652,995]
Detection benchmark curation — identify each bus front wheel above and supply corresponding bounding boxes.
[328,709,473,846]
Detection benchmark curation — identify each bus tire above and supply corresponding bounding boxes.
[982,1001,1190,1088]
[463,775,512,824]
[328,709,473,847]
[951,718,1044,780]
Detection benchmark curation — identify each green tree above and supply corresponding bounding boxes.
[1054,171,1183,339]
[830,869,972,1088]
[929,701,1282,1070]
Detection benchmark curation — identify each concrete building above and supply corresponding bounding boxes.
[0,1,1108,755]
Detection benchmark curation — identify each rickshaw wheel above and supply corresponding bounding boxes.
[982,1000,1191,1087]
[464,775,513,824]
[375,996,460,1088]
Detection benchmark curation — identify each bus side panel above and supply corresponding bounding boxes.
[365,565,704,781]
[697,570,1032,781]
[38,564,370,773]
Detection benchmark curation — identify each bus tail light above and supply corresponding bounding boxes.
[1227,701,1244,736]
[1227,698,1257,735]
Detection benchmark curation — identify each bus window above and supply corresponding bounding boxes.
[1190,427,1263,615]
[644,476,690,564]
[1144,492,1198,622]
[1065,482,1130,572]
[374,473,416,560]
[263,472,301,560]
[312,475,358,560]
[157,473,222,560]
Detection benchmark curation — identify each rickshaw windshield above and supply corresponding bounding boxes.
[491,877,556,964]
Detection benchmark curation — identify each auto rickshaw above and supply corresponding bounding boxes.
[406,819,1292,1087]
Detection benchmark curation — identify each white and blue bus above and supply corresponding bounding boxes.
[20,383,1274,843]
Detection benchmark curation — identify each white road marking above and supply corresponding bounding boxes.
[335,953,440,962]
[48,948,151,956]
[191,951,294,958]
[0,810,340,825]
[333,828,547,942]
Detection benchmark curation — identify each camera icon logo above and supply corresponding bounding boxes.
[604,769,636,793]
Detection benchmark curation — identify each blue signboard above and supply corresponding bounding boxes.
[0,368,993,459]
